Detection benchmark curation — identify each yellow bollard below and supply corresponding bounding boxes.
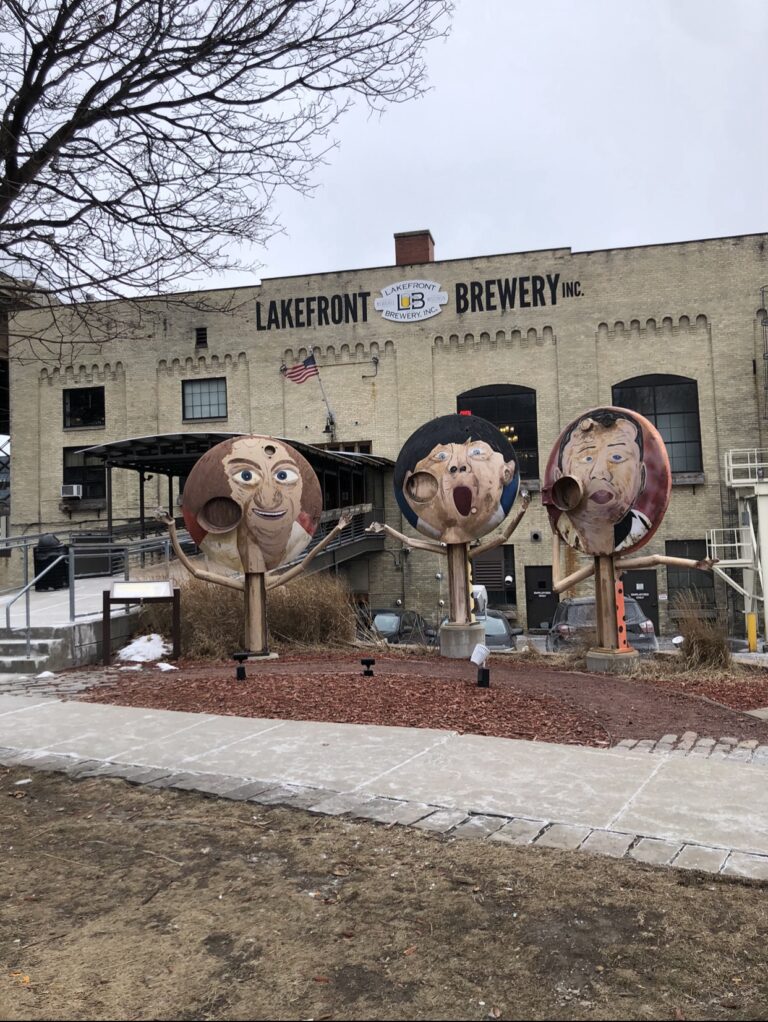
[747,612,758,653]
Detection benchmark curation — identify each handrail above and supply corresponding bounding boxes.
[5,553,66,658]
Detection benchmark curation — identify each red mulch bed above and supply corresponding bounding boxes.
[76,652,768,749]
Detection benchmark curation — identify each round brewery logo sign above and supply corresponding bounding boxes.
[374,279,448,323]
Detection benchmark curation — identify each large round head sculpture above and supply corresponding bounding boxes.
[394,414,520,544]
[182,436,322,574]
[542,406,671,557]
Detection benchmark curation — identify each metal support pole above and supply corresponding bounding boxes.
[139,470,146,567]
[102,589,112,666]
[757,490,768,646]
[68,546,76,622]
[168,475,174,517]
[172,588,181,659]
[106,463,113,539]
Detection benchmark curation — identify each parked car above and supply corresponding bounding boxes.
[367,608,438,646]
[545,596,659,654]
[482,609,523,652]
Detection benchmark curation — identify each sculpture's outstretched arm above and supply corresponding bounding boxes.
[266,510,353,590]
[615,553,717,572]
[551,531,595,593]
[365,520,447,555]
[470,490,531,559]
[156,512,244,592]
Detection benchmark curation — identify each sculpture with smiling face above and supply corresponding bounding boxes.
[394,414,519,544]
[182,435,322,574]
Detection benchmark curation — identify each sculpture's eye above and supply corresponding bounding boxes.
[468,445,485,457]
[234,468,258,484]
[274,467,299,484]
[433,451,449,462]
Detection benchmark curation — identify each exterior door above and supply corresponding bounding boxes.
[525,566,559,631]
[623,569,660,633]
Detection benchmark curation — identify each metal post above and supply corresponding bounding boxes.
[172,587,181,659]
[757,489,768,647]
[139,470,146,567]
[68,546,76,622]
[168,475,174,517]
[23,542,30,658]
[102,589,112,666]
[106,463,113,539]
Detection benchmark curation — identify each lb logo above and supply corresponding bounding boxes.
[374,280,448,323]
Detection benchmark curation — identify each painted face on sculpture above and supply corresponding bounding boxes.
[394,415,520,544]
[182,436,321,573]
[542,407,671,557]
[560,417,644,524]
[404,439,514,543]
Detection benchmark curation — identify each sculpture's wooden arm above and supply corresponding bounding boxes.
[551,531,595,593]
[158,513,244,592]
[615,553,717,571]
[266,510,353,589]
[470,490,530,559]
[365,521,447,555]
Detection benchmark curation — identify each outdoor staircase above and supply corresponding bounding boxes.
[0,628,71,675]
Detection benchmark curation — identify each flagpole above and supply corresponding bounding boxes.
[314,360,336,439]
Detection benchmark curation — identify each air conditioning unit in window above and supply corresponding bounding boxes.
[61,484,82,498]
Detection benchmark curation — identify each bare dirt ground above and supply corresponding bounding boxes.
[5,651,768,1020]
[3,763,768,1022]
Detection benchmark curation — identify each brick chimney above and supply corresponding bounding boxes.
[394,230,435,266]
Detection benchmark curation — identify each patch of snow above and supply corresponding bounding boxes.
[35,671,55,679]
[117,633,171,663]
[118,665,143,671]
[156,662,178,672]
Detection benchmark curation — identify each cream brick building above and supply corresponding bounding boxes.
[8,229,768,632]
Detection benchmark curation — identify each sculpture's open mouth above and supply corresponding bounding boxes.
[453,485,473,516]
[253,508,287,518]
[589,490,613,505]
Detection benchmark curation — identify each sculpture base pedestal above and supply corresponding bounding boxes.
[440,622,486,660]
[585,647,640,675]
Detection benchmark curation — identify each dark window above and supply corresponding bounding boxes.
[63,387,105,429]
[63,447,106,499]
[182,378,227,420]
[665,539,716,613]
[195,327,208,348]
[612,374,702,473]
[457,384,539,478]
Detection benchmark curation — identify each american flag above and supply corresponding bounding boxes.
[281,354,320,384]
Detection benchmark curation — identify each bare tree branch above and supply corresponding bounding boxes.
[0,0,453,357]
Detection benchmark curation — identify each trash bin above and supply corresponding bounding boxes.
[33,534,70,591]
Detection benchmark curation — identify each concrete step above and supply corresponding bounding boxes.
[0,655,51,673]
[0,638,56,656]
[0,626,74,640]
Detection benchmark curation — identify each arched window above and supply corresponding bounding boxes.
[456,384,539,478]
[612,374,702,474]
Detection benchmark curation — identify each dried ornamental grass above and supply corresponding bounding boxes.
[671,589,732,671]
[139,571,355,657]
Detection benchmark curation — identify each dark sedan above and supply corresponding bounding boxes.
[367,608,438,646]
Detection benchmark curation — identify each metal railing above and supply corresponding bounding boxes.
[706,526,755,565]
[725,449,768,487]
[0,534,173,658]
[0,507,378,657]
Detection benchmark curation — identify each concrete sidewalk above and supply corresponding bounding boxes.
[1,691,768,881]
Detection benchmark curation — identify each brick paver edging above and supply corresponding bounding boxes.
[3,748,768,882]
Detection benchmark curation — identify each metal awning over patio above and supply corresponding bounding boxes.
[78,432,392,541]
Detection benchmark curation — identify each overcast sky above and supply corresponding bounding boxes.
[219,0,768,286]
